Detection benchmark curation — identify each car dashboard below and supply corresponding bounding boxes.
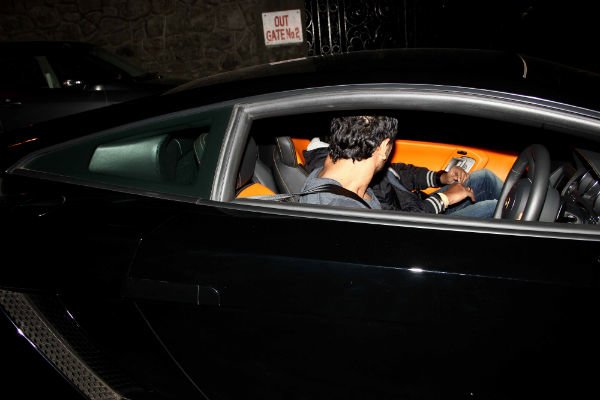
[557,148,600,224]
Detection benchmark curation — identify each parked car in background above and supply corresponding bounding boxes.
[0,41,186,134]
[1,49,600,400]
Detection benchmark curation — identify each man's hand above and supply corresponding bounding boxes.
[443,183,476,205]
[441,166,469,185]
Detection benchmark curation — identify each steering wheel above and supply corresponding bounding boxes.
[493,144,551,221]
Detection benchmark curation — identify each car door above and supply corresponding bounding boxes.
[126,198,600,400]
[124,89,600,400]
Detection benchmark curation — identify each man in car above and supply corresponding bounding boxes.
[300,115,502,218]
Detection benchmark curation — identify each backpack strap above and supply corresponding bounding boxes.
[242,183,372,209]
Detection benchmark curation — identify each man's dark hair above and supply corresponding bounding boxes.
[328,115,398,162]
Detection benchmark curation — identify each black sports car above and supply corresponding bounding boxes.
[1,49,600,400]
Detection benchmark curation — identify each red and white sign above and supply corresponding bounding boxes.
[262,9,303,46]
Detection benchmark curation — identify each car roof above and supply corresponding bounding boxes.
[4,47,600,166]
[164,47,600,112]
[169,48,526,94]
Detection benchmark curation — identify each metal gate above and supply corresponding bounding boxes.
[305,0,408,56]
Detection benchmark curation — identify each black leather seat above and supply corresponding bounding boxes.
[272,136,308,194]
[236,136,278,194]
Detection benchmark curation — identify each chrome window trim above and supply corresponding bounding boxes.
[212,83,600,240]
[7,83,600,240]
[228,198,600,242]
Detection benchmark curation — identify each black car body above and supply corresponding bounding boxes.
[0,41,185,134]
[1,49,600,400]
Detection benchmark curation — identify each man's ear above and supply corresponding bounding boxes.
[377,138,392,159]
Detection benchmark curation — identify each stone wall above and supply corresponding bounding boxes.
[0,0,308,80]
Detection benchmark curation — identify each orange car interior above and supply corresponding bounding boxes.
[236,137,517,199]
[389,140,516,193]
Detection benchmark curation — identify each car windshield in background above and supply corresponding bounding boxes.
[0,41,186,135]
[91,47,150,79]
[46,51,132,85]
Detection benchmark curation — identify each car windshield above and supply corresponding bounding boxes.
[91,47,148,78]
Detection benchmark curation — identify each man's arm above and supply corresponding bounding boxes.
[388,163,475,214]
[389,163,439,190]
[391,163,469,189]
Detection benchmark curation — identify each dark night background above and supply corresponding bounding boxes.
[1,0,599,399]
[1,0,600,81]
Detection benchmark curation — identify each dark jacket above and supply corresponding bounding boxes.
[303,147,448,213]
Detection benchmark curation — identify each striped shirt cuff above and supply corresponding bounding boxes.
[437,192,449,209]
[426,170,436,188]
[425,193,447,214]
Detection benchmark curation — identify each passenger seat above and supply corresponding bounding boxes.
[272,136,308,194]
[235,136,278,198]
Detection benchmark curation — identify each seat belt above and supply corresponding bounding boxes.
[243,183,372,209]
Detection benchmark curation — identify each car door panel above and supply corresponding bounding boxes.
[128,205,600,399]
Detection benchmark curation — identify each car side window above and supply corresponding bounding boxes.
[89,129,207,186]
[12,107,232,201]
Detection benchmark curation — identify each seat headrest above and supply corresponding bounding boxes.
[275,136,299,167]
[89,134,172,182]
[237,136,259,189]
[272,136,308,194]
